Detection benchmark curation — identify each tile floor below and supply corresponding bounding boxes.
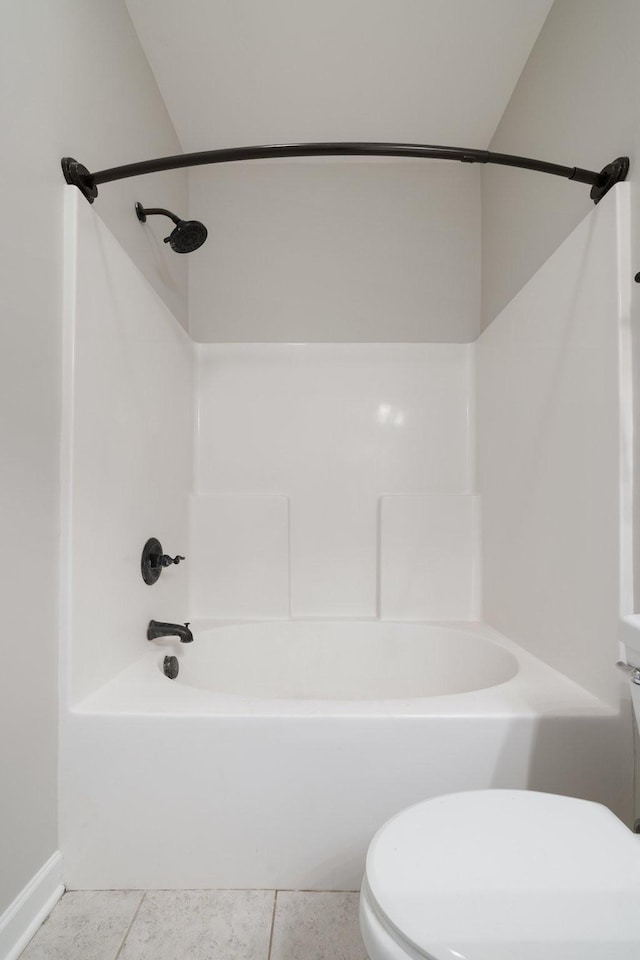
[19,889,367,960]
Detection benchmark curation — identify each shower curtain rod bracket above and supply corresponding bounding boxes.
[61,157,98,203]
[590,156,629,204]
[61,144,629,206]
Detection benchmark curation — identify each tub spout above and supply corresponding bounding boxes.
[147,620,193,643]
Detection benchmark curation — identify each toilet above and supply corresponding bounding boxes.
[361,688,640,959]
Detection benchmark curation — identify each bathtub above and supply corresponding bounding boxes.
[60,620,630,890]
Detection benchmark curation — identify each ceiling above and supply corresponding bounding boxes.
[124,0,554,154]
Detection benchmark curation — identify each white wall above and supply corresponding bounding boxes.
[191,343,477,619]
[188,162,480,342]
[481,0,640,330]
[0,0,186,920]
[64,195,193,705]
[125,0,553,153]
[477,188,630,705]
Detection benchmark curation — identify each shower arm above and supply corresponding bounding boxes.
[134,205,181,225]
[61,142,629,206]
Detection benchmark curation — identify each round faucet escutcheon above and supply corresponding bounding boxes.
[141,537,186,585]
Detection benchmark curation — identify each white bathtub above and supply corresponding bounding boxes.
[60,620,630,890]
[176,621,519,702]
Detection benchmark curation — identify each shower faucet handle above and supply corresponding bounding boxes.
[160,554,185,567]
[141,539,185,585]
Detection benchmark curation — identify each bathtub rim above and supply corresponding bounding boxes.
[71,619,619,719]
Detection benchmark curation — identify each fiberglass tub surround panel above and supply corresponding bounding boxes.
[188,490,480,620]
[477,185,630,705]
[66,195,194,704]
[189,494,290,619]
[192,343,475,618]
[380,494,480,620]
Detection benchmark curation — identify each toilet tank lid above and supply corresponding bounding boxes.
[365,790,640,960]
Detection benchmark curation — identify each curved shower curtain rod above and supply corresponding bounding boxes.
[62,143,629,205]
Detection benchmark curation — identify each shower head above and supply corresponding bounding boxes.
[165,218,208,254]
[135,202,208,253]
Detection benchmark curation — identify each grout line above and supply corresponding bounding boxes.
[113,892,146,960]
[278,888,360,894]
[266,890,278,960]
[375,496,382,619]
[90,886,357,892]
[286,497,292,619]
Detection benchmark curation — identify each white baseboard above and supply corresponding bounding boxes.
[0,853,64,960]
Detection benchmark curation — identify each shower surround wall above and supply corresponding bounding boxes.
[191,344,478,620]
[61,192,193,706]
[477,186,632,707]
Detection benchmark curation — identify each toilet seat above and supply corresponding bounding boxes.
[363,790,640,960]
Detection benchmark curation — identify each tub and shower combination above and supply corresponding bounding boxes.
[61,618,628,891]
[59,171,633,894]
